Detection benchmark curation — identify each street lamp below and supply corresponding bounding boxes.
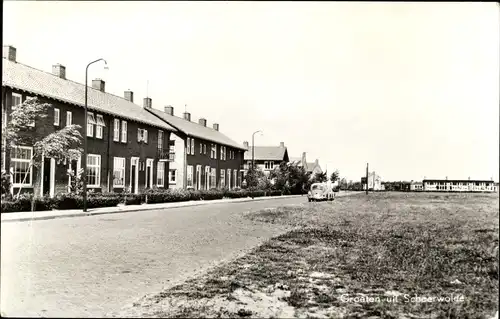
[83,58,108,212]
[251,130,262,171]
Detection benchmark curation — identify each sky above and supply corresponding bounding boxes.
[3,1,499,182]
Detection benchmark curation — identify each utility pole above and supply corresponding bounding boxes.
[366,163,369,195]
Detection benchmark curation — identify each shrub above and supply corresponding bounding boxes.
[1,170,12,197]
[1,194,53,212]
[52,193,83,210]
[87,194,121,209]
[123,194,144,205]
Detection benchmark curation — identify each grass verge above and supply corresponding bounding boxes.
[119,192,499,318]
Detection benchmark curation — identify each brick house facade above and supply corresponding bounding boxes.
[2,46,176,196]
[146,106,246,190]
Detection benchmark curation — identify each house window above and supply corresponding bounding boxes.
[96,114,105,139]
[11,93,22,110]
[87,113,96,137]
[66,111,72,127]
[264,161,269,169]
[87,154,101,187]
[220,169,225,188]
[186,138,191,155]
[11,146,33,186]
[210,144,216,158]
[121,120,127,143]
[269,161,274,170]
[54,108,60,126]
[200,143,203,154]
[205,166,210,189]
[233,170,237,188]
[158,130,164,152]
[113,157,126,188]
[169,169,177,184]
[191,138,195,154]
[203,144,206,155]
[157,162,165,187]
[213,145,217,159]
[187,165,194,188]
[137,128,148,143]
[211,168,217,188]
[113,119,120,141]
[227,169,231,189]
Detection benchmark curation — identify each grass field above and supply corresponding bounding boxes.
[122,192,499,319]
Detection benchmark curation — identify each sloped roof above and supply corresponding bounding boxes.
[306,161,323,173]
[146,107,246,150]
[2,58,176,131]
[244,146,288,161]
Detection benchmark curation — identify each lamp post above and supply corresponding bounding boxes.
[83,58,108,212]
[251,130,262,171]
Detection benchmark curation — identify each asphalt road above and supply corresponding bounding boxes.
[1,196,307,318]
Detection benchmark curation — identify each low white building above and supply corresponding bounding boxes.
[423,179,497,192]
[363,171,383,191]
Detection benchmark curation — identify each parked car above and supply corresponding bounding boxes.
[308,182,335,202]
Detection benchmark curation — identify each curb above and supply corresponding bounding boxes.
[1,195,304,223]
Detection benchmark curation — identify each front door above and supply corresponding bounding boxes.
[197,166,202,190]
[131,165,137,194]
[42,158,51,195]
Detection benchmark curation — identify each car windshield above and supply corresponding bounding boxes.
[311,185,324,191]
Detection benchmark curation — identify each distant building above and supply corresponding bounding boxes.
[290,152,323,179]
[363,171,383,191]
[242,141,289,176]
[410,181,424,191]
[423,178,497,192]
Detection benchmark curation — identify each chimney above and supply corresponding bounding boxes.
[52,64,66,79]
[213,123,219,131]
[143,97,152,109]
[92,79,105,92]
[315,159,319,165]
[280,142,285,148]
[199,118,207,127]
[124,90,134,102]
[183,112,191,121]
[3,46,16,62]
[243,141,249,149]
[164,106,174,115]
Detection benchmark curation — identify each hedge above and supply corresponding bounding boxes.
[1,187,290,213]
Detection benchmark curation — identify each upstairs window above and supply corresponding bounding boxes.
[158,130,164,151]
[203,144,206,155]
[191,138,195,154]
[87,113,96,137]
[186,138,191,155]
[66,111,72,127]
[137,128,148,143]
[96,114,105,139]
[54,108,60,126]
[121,120,127,143]
[113,119,120,141]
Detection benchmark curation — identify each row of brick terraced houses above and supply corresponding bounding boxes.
[2,46,251,196]
[2,46,325,197]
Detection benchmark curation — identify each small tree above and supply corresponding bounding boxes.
[269,162,289,192]
[2,97,83,210]
[312,171,328,184]
[330,170,340,184]
[287,163,310,194]
[244,166,266,189]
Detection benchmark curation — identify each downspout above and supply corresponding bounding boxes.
[184,134,188,190]
[106,117,111,192]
